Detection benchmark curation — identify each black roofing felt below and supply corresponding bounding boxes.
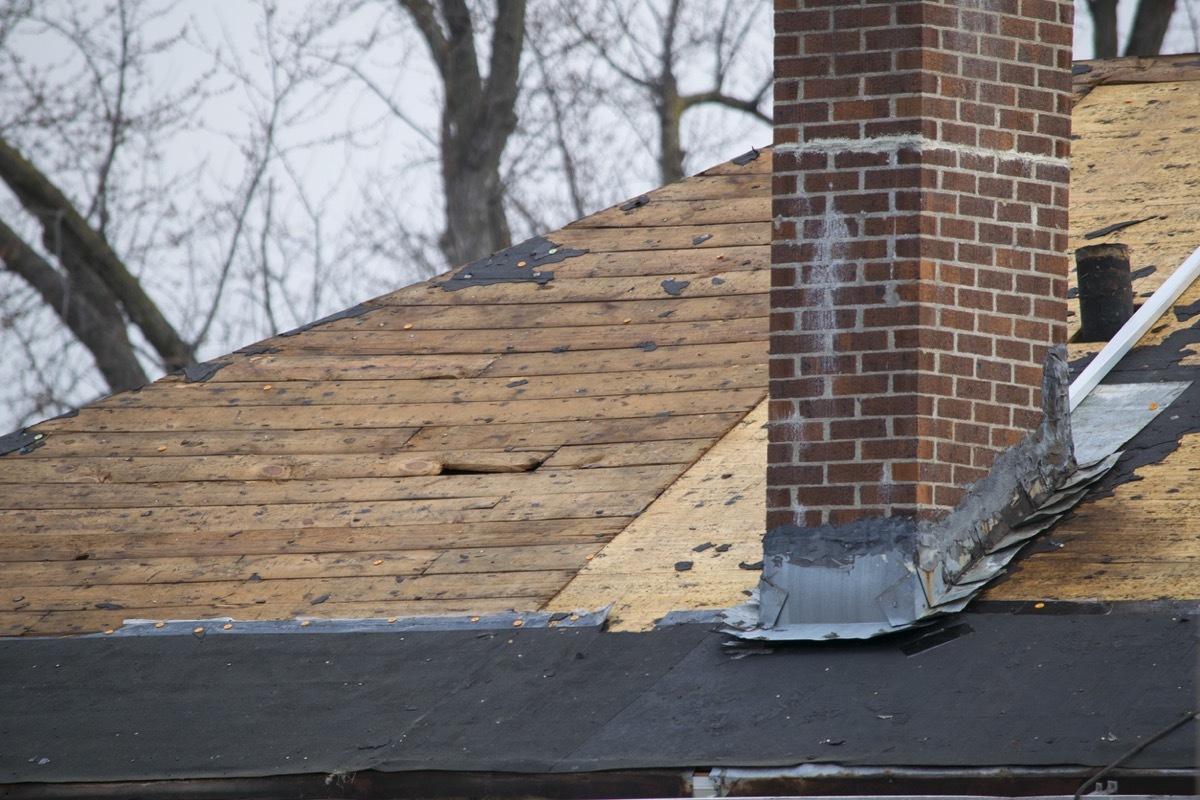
[2,608,1196,784]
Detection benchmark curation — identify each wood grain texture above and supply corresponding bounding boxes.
[1,145,773,636]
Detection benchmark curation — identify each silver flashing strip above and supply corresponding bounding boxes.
[1070,243,1200,412]
[75,606,612,638]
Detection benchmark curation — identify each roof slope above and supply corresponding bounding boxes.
[4,58,1200,639]
[0,154,772,637]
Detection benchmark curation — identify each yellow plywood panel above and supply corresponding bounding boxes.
[1070,82,1200,307]
[985,429,1200,602]
[546,400,767,630]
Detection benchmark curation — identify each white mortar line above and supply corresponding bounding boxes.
[776,134,1069,169]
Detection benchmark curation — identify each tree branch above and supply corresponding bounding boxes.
[680,89,771,124]
[0,133,194,371]
[0,215,148,392]
[396,0,451,79]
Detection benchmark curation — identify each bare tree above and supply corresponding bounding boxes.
[0,0,198,406]
[0,1,385,427]
[1087,0,1180,57]
[399,0,526,267]
[0,0,775,429]
[557,0,771,185]
[1125,0,1178,55]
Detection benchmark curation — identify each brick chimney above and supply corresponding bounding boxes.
[761,0,1075,638]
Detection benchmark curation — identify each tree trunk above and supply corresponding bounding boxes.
[1125,0,1177,56]
[0,218,149,393]
[1087,0,1120,58]
[0,135,195,372]
[658,72,686,185]
[400,0,525,268]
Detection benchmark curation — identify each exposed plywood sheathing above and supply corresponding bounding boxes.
[4,70,1200,638]
[547,399,768,631]
[1066,80,1200,358]
[0,156,771,637]
[985,428,1200,601]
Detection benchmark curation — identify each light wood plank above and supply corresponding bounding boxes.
[568,197,769,230]
[0,490,657,536]
[282,293,766,331]
[375,269,768,307]
[199,353,497,383]
[0,454,442,484]
[6,570,578,612]
[0,551,441,588]
[85,364,766,409]
[552,222,769,253]
[0,518,626,562]
[35,388,763,434]
[541,439,713,469]
[424,543,602,575]
[13,428,419,458]
[480,341,766,378]
[258,317,766,356]
[0,465,688,510]
[401,411,748,451]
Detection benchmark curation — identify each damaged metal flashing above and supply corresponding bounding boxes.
[439,236,587,291]
[730,347,1188,641]
[80,607,612,638]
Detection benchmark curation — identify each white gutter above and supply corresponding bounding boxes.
[1069,242,1200,413]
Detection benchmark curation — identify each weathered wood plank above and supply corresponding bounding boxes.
[480,341,766,378]
[696,150,771,175]
[541,439,713,469]
[0,611,46,636]
[85,364,766,409]
[641,172,769,202]
[553,221,769,253]
[0,464,688,510]
[257,317,766,356]
[401,410,747,451]
[367,250,765,296]
[0,550,441,588]
[0,518,627,562]
[6,570,578,612]
[0,453,451,484]
[301,293,767,331]
[14,428,419,458]
[205,353,497,383]
[35,388,763,434]
[423,543,602,574]
[374,269,768,306]
[0,489,657,535]
[567,197,769,230]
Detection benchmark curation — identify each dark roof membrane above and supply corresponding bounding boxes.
[1,609,1195,785]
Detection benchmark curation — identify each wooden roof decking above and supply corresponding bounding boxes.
[5,64,1200,639]
[987,76,1200,603]
[0,154,773,637]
